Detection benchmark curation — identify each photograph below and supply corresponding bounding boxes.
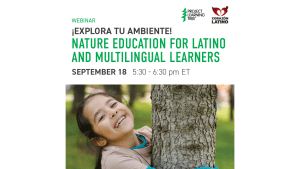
[66,85,234,169]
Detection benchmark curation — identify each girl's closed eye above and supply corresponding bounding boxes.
[111,102,117,108]
[99,115,105,122]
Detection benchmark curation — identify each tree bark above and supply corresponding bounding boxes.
[71,85,85,114]
[151,85,218,169]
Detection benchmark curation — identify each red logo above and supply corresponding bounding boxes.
[212,6,228,16]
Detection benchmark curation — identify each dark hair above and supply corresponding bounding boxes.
[76,92,120,169]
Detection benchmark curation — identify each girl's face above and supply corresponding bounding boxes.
[83,95,135,143]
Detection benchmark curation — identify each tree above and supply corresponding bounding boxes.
[71,85,86,114]
[129,85,137,107]
[103,85,122,102]
[151,85,218,169]
[128,85,147,107]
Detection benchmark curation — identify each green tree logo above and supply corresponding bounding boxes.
[182,8,187,22]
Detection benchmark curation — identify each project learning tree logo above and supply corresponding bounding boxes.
[211,6,229,24]
[182,8,205,22]
[182,8,187,22]
[212,6,228,16]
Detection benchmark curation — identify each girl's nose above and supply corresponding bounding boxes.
[110,111,117,118]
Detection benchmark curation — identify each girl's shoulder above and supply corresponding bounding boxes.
[102,146,148,169]
[134,126,152,139]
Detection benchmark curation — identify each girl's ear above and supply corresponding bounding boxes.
[91,137,107,147]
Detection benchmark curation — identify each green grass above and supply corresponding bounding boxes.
[66,110,96,169]
[66,101,72,113]
[66,101,234,169]
[215,107,234,169]
[129,101,152,129]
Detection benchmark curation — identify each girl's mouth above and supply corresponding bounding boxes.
[115,115,126,128]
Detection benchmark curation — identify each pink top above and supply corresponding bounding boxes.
[101,126,152,169]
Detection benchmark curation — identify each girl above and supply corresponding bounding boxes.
[76,92,218,169]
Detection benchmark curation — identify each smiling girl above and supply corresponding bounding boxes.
[76,92,218,169]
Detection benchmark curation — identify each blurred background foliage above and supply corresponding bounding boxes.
[66,85,234,169]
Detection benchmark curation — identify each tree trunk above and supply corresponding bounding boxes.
[103,85,122,102]
[230,85,234,121]
[71,85,85,114]
[151,85,218,169]
[129,85,137,107]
